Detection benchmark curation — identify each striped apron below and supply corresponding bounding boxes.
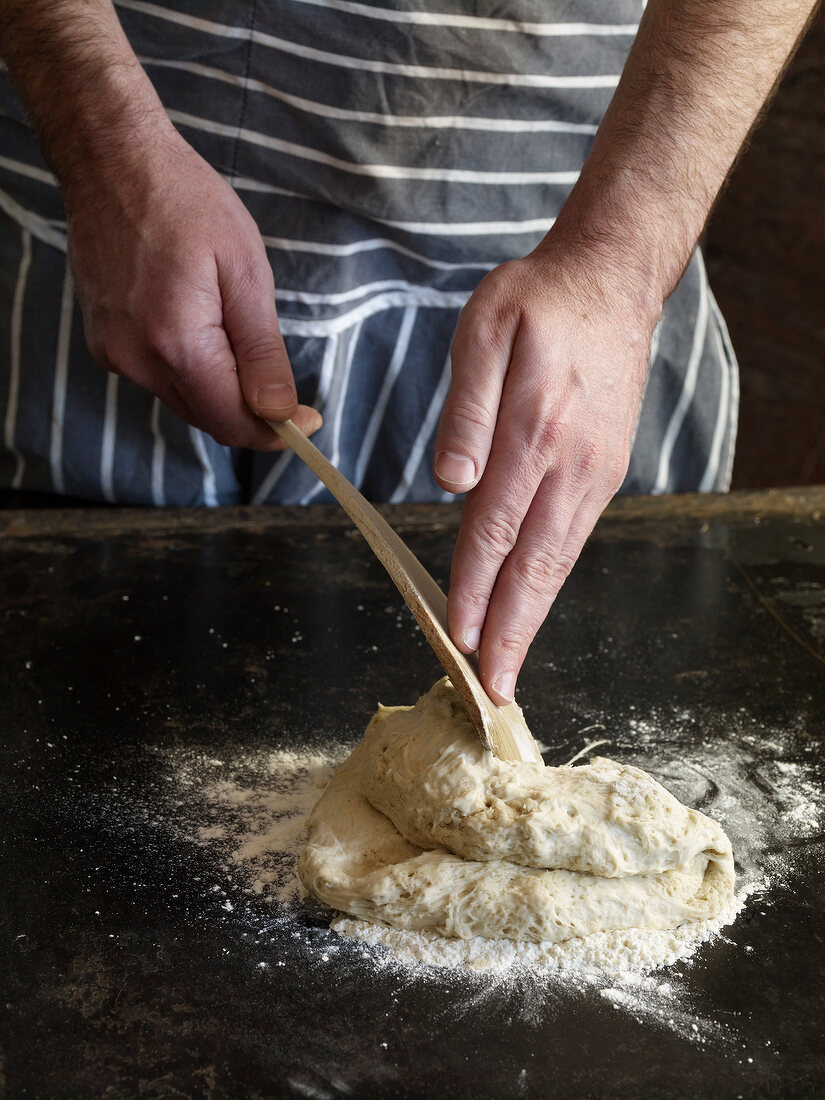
[0,0,738,506]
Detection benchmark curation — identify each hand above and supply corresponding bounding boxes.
[433,232,658,705]
[65,126,321,449]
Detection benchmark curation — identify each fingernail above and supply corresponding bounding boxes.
[491,671,516,705]
[435,451,476,488]
[462,626,481,652]
[256,384,296,413]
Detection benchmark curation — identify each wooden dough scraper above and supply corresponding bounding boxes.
[267,418,542,764]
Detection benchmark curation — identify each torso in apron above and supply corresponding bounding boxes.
[0,1,735,504]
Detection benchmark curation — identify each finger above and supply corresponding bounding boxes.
[161,379,198,424]
[479,488,604,704]
[86,329,202,429]
[432,296,516,494]
[165,326,289,450]
[446,347,561,656]
[153,320,322,448]
[87,300,285,448]
[446,452,547,657]
[261,404,324,449]
[147,353,321,449]
[218,250,299,423]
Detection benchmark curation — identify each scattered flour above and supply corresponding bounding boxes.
[122,700,822,1047]
[330,889,752,978]
[180,747,349,906]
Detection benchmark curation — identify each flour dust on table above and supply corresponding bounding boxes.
[101,679,820,1049]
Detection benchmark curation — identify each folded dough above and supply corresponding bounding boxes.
[299,678,735,943]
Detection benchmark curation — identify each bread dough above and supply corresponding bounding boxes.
[299,679,735,943]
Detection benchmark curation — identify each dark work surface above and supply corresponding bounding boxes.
[1,490,824,1100]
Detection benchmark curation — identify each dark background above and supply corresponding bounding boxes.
[705,5,825,490]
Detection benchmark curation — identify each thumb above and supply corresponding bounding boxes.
[219,253,298,422]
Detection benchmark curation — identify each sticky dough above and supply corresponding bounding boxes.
[299,679,735,943]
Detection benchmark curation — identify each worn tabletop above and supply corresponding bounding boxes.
[1,489,824,1099]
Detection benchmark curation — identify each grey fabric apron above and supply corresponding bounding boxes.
[0,0,737,505]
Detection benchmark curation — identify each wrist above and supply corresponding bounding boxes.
[0,0,176,203]
[530,184,669,339]
[42,46,176,209]
[58,79,180,214]
[541,163,695,326]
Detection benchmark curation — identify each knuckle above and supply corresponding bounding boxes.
[527,417,565,466]
[475,510,520,559]
[603,448,630,494]
[228,254,271,298]
[483,258,524,296]
[450,584,489,615]
[86,331,107,366]
[511,550,557,596]
[510,540,579,600]
[455,291,517,363]
[497,624,533,659]
[576,438,602,480]
[146,326,183,368]
[234,335,287,369]
[552,549,577,585]
[464,591,490,615]
[101,332,133,372]
[211,423,249,449]
[446,396,492,435]
[454,315,507,364]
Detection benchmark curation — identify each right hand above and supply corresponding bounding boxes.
[65,125,321,450]
[433,232,656,705]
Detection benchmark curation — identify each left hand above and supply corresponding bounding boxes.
[433,230,659,705]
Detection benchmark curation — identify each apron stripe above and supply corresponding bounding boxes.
[49,265,74,495]
[277,291,470,337]
[100,372,119,502]
[0,185,66,252]
[275,279,472,307]
[0,154,55,186]
[118,1,624,87]
[652,255,709,494]
[389,351,452,503]
[142,56,602,134]
[355,304,417,488]
[4,227,31,489]
[301,321,362,504]
[149,396,167,506]
[188,427,219,507]
[233,173,558,237]
[170,109,583,184]
[261,234,494,273]
[710,293,740,492]
[283,0,638,37]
